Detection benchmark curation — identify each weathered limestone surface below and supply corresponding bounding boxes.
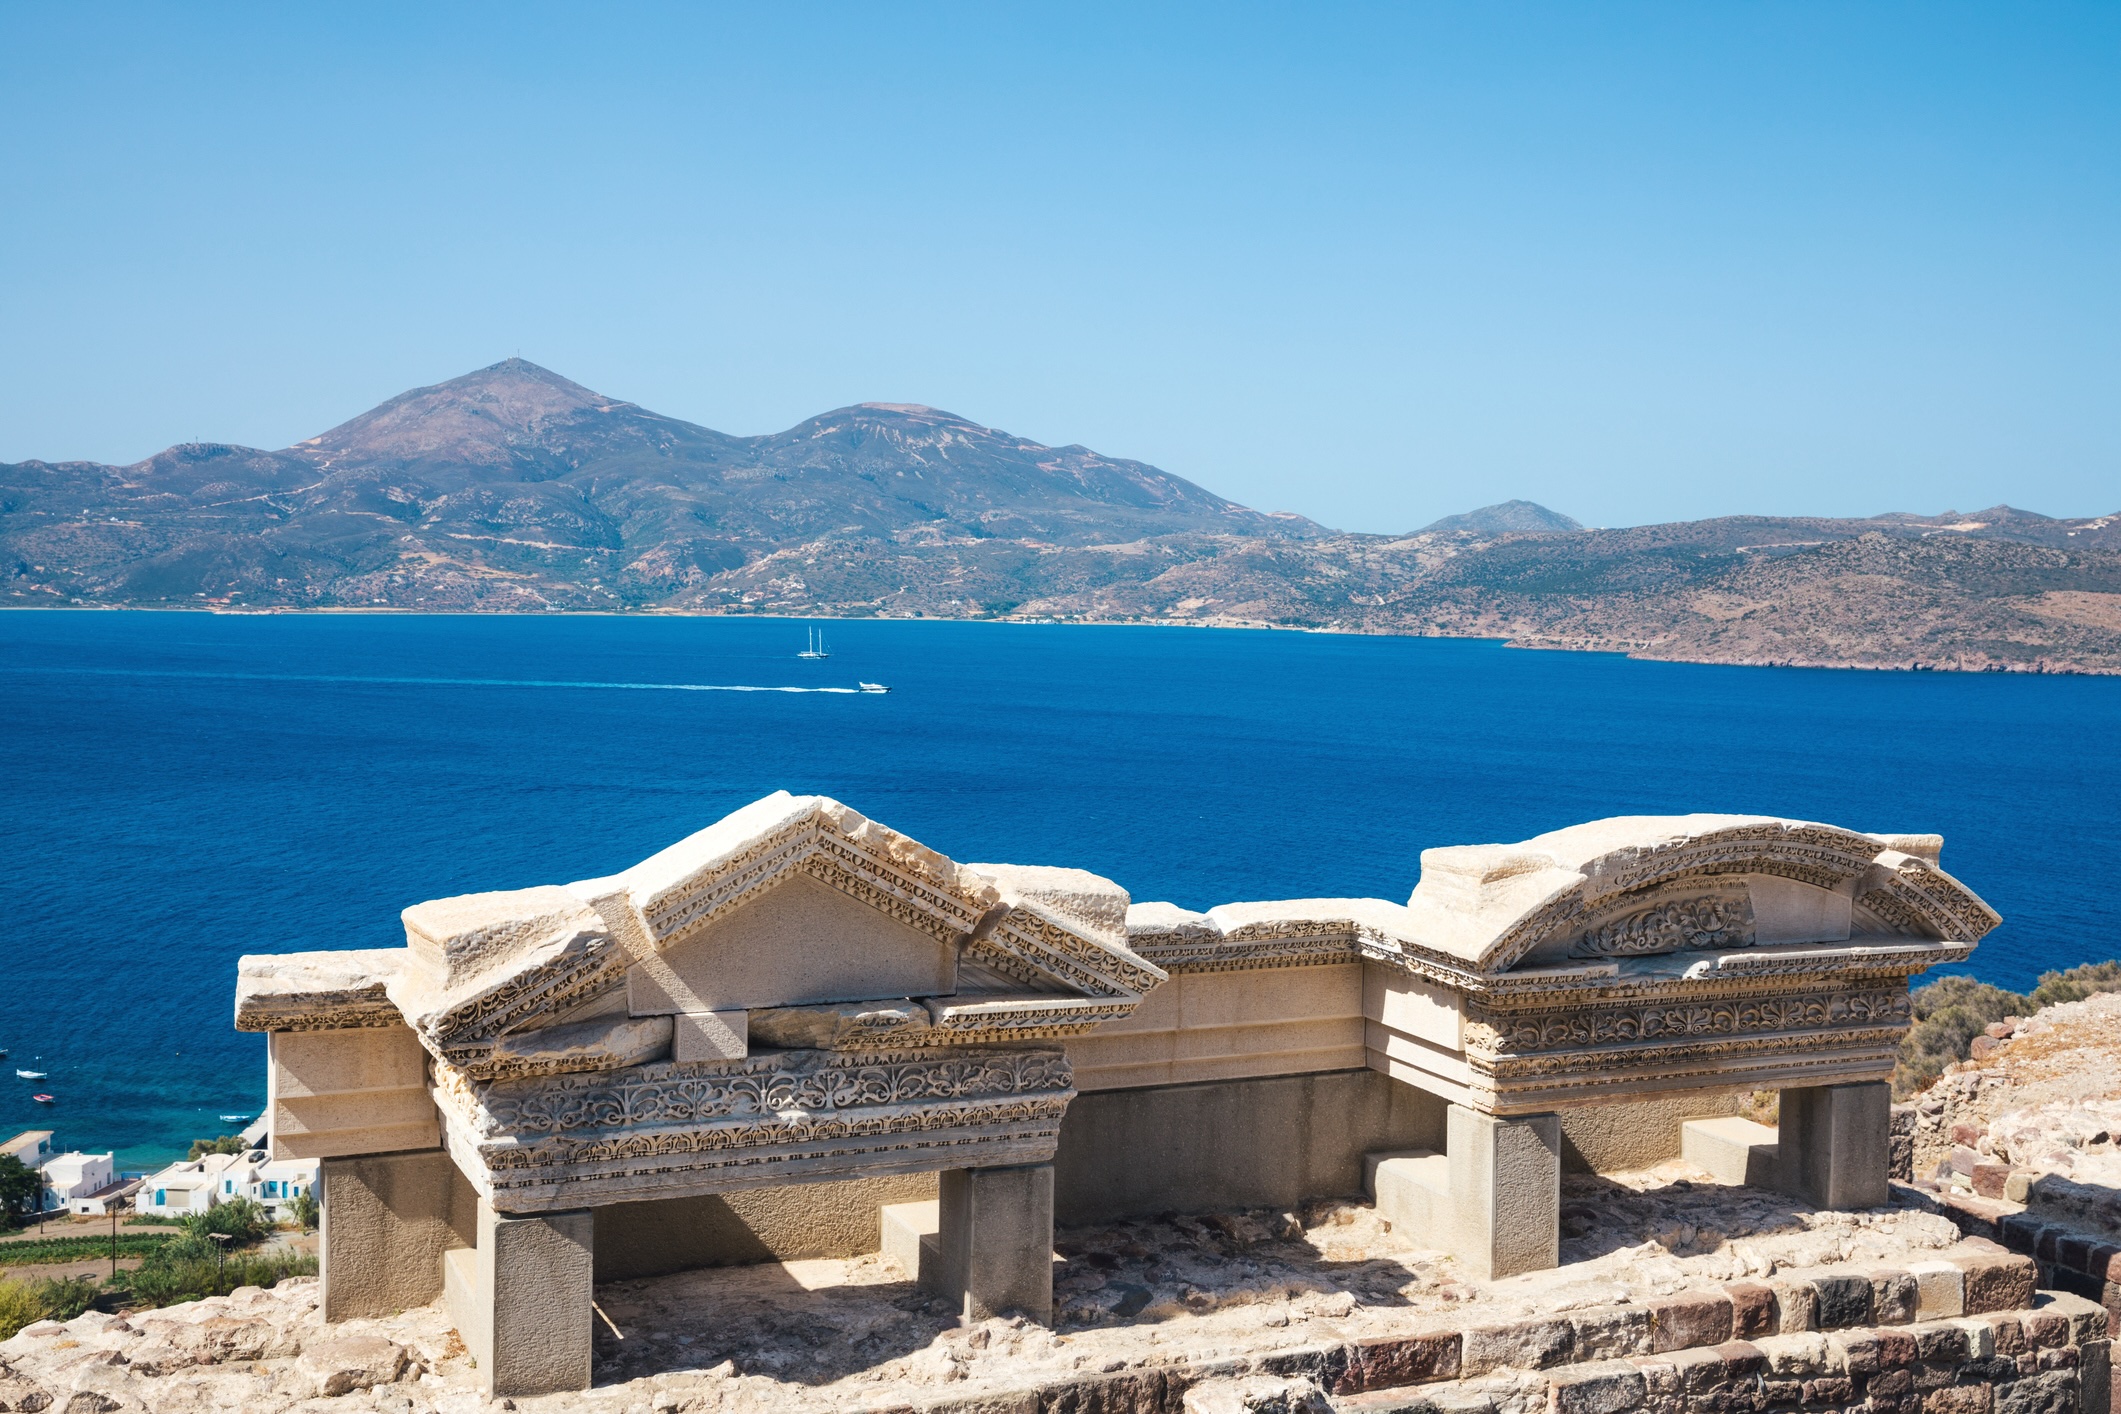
[1054,1068,1445,1224]
[1557,1091,1745,1173]
[592,1172,939,1280]
[318,1149,474,1321]
[470,1203,594,1397]
[930,1162,1056,1323]
[1066,960,1366,1092]
[1780,1082,1892,1210]
[270,1024,439,1160]
[236,948,406,1032]
[1682,1115,1782,1187]
[1445,1106,1561,1280]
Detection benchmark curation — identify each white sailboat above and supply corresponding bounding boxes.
[796,627,830,660]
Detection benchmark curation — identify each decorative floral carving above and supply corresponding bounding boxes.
[432,1044,1078,1203]
[1570,896,1755,958]
[1475,1027,1903,1081]
[984,910,1166,998]
[474,1047,1073,1140]
[1466,987,1910,1056]
[238,1001,403,1032]
[1131,926,1362,974]
[486,1096,1073,1171]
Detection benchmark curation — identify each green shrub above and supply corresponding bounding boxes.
[185,1136,249,1162]
[2030,960,2121,1009]
[1893,961,2121,1098]
[113,1246,315,1309]
[0,1279,41,1339]
[0,1156,42,1228]
[289,1191,318,1232]
[0,1274,102,1336]
[179,1198,267,1245]
[27,1276,97,1321]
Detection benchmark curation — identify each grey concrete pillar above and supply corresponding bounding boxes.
[1777,1081,1890,1210]
[319,1148,473,1322]
[1445,1105,1560,1280]
[928,1163,1054,1323]
[460,1201,595,1397]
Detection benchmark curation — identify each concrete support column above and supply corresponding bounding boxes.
[1444,1105,1560,1281]
[928,1163,1053,1323]
[1777,1081,1890,1210]
[319,1149,472,1322]
[451,1200,595,1397]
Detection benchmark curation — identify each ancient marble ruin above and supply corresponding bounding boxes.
[233,795,1998,1397]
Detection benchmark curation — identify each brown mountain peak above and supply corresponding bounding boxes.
[294,358,631,464]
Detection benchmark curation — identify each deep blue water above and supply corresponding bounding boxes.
[3,611,2118,1169]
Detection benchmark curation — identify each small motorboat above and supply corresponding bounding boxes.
[30,1094,53,1105]
[857,682,890,694]
[219,1114,252,1125]
[16,1069,46,1080]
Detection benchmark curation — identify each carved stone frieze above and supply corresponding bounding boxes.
[233,949,408,1033]
[1473,1026,1907,1081]
[1464,986,1911,1057]
[982,908,1165,999]
[466,1046,1073,1141]
[1684,940,1974,979]
[432,1044,1076,1208]
[1569,893,1756,958]
[1855,854,2002,944]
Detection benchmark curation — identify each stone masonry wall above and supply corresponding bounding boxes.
[832,1247,2107,1414]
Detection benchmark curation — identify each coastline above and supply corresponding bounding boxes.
[5,602,2117,676]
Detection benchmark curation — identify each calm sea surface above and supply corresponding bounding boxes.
[4,611,2118,1168]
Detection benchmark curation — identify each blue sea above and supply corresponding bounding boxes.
[3,611,2118,1169]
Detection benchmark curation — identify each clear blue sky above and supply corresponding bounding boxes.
[2,4,2115,532]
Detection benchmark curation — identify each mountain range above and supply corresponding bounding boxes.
[5,358,2118,673]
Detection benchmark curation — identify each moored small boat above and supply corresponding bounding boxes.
[16,1069,46,1080]
[30,1093,53,1105]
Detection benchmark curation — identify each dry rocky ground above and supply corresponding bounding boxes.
[0,1169,1990,1414]
[1909,990,2121,1228]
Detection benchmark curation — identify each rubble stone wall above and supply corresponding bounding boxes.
[833,1249,2102,1414]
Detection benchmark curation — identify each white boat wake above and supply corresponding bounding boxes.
[6,667,870,694]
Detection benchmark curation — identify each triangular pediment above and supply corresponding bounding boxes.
[625,871,960,1014]
[381,792,1164,1076]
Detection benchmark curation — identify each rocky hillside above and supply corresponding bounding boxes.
[5,359,2119,673]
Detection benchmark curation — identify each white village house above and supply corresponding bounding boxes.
[36,1150,123,1214]
[135,1148,317,1221]
[1,1130,53,1168]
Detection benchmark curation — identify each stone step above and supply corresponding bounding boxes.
[1365,1149,1449,1241]
[1680,1116,1782,1187]
[881,1199,939,1284]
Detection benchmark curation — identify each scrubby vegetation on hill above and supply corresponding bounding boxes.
[1894,960,2121,1097]
[0,1197,315,1334]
